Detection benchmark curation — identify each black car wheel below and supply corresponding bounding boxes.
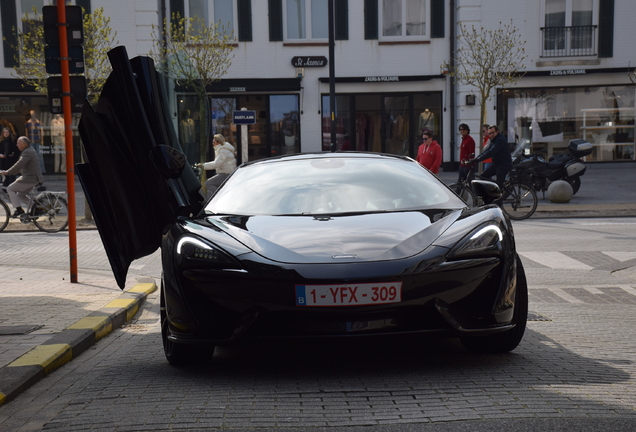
[160,287,215,366]
[460,257,528,353]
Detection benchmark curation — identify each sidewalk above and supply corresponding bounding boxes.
[0,163,635,406]
[0,230,161,406]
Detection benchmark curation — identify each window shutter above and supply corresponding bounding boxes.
[75,0,91,15]
[430,0,445,38]
[1,0,18,67]
[269,0,283,41]
[364,0,378,40]
[335,0,348,40]
[237,0,252,41]
[598,0,614,58]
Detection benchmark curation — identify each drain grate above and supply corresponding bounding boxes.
[527,311,551,321]
[0,325,44,335]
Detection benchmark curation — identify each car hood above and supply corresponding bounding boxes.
[203,210,462,263]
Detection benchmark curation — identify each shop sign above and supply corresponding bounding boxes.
[549,69,587,76]
[365,76,400,82]
[230,87,246,92]
[291,56,328,67]
[0,105,15,113]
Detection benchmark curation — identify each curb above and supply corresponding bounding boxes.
[0,282,157,407]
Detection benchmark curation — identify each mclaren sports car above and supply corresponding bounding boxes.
[77,47,527,366]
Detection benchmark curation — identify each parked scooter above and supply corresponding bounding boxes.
[512,139,593,197]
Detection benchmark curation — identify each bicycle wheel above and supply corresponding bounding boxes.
[501,182,538,220]
[0,200,9,232]
[33,195,69,233]
[449,183,476,207]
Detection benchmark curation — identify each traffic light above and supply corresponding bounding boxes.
[43,5,85,114]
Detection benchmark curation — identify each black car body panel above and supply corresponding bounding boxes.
[78,48,526,359]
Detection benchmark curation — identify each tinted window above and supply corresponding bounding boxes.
[207,156,462,216]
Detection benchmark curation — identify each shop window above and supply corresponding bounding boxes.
[380,0,428,40]
[499,85,635,162]
[321,95,351,151]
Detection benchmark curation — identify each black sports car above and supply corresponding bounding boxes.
[77,47,527,365]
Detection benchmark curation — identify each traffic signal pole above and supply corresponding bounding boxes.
[56,0,78,283]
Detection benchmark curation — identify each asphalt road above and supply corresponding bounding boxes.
[1,217,636,431]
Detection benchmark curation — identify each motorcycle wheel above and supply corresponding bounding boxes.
[567,177,581,195]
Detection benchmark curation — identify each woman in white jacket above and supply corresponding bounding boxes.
[196,134,237,198]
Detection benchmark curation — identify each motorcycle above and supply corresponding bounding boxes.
[512,138,593,197]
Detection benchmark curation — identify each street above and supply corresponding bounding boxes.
[1,217,636,431]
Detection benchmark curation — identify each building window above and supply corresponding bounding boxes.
[542,0,597,57]
[284,0,328,40]
[381,0,427,39]
[188,0,236,37]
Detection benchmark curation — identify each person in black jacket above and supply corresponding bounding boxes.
[467,125,512,189]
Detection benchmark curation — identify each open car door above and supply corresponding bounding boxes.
[77,46,204,288]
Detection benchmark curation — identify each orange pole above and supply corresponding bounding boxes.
[56,0,78,283]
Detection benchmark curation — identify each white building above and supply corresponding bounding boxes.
[1,0,634,174]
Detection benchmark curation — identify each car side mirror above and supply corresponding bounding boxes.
[471,180,502,205]
[150,145,187,179]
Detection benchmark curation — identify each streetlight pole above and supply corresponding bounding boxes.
[328,0,336,152]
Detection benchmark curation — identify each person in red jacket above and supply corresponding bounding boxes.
[416,130,442,174]
[457,123,475,182]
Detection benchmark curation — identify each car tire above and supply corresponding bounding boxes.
[460,257,528,353]
[160,288,215,366]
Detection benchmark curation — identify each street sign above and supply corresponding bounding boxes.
[47,76,87,114]
[233,110,257,125]
[45,45,85,74]
[43,5,84,46]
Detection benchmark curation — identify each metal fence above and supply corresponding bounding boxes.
[541,25,597,57]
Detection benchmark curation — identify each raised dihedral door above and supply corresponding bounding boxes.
[76,46,204,289]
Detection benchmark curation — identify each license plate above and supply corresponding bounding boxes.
[295,282,402,307]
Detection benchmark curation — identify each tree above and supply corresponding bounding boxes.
[452,20,527,146]
[11,7,118,105]
[629,62,636,84]
[151,14,234,189]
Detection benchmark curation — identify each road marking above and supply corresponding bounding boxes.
[583,287,604,295]
[549,288,584,303]
[603,252,636,262]
[519,252,594,270]
[618,285,636,297]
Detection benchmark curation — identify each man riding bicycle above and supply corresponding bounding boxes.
[0,136,44,217]
[466,125,512,190]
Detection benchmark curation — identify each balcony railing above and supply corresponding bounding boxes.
[541,25,597,57]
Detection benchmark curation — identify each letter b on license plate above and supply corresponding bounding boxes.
[295,282,402,307]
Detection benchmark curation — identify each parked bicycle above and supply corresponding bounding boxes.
[449,165,538,220]
[0,178,69,232]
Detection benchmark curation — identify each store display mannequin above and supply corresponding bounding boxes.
[418,109,436,135]
[50,114,65,172]
[25,110,46,173]
[180,110,196,161]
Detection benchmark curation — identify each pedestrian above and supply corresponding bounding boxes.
[481,124,493,171]
[416,130,442,174]
[0,127,19,187]
[196,134,237,198]
[0,136,44,217]
[457,123,475,183]
[468,125,512,189]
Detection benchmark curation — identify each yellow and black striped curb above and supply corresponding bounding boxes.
[0,282,156,407]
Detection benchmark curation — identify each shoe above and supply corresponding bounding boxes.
[11,208,24,218]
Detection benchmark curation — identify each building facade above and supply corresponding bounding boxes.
[1,0,634,174]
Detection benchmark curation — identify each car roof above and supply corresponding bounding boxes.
[241,151,414,167]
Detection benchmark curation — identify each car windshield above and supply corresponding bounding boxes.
[206,155,462,216]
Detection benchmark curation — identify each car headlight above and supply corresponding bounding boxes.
[447,223,504,259]
[176,236,242,269]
